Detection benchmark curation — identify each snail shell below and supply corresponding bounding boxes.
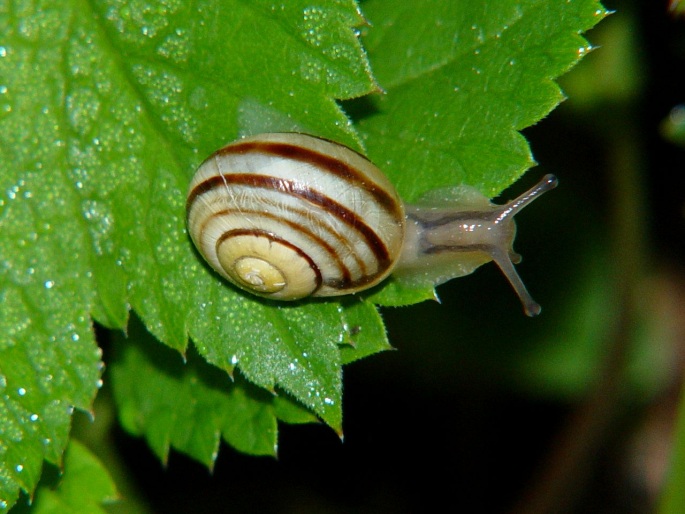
[187,132,557,315]
[186,133,405,300]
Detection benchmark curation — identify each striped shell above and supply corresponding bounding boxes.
[186,133,405,300]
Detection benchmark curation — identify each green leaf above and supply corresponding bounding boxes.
[662,105,685,147]
[355,0,608,305]
[0,276,102,508]
[110,316,279,465]
[339,299,393,364]
[273,395,320,426]
[11,440,118,514]
[1,0,373,507]
[110,315,339,464]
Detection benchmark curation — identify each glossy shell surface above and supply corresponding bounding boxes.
[186,133,405,299]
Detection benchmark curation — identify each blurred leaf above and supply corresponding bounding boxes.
[662,104,685,147]
[12,440,118,514]
[659,380,685,514]
[272,395,320,426]
[669,0,685,17]
[561,10,643,110]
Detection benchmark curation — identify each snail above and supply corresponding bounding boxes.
[186,132,557,316]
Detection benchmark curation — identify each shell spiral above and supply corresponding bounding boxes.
[186,133,405,300]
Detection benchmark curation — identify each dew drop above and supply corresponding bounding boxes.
[81,199,114,255]
[17,387,26,396]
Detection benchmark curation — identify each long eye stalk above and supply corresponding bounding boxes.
[492,174,558,316]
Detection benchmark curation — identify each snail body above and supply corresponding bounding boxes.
[186,133,557,316]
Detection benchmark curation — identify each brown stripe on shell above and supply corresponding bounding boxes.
[189,173,393,271]
[213,140,402,219]
[201,207,354,288]
[250,198,369,276]
[322,267,391,292]
[216,228,323,294]
[186,178,220,222]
